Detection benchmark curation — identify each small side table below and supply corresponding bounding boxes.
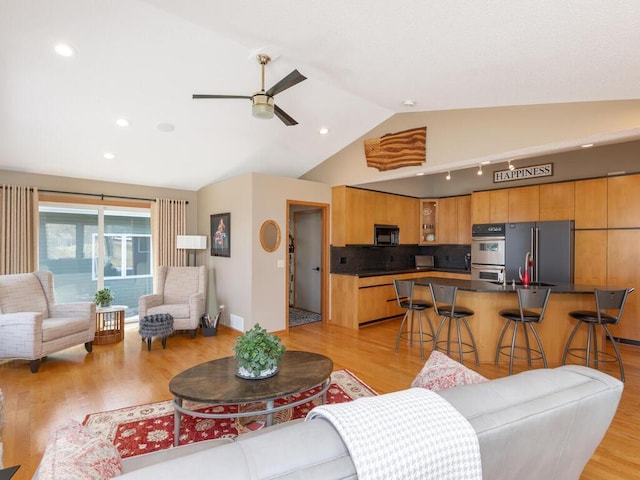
[95,305,127,345]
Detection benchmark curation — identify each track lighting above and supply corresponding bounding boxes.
[508,160,515,171]
[477,165,483,176]
[445,171,451,180]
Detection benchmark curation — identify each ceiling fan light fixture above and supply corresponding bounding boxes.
[252,94,274,120]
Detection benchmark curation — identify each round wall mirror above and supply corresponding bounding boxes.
[260,220,281,252]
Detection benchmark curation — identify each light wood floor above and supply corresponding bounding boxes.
[1,319,639,479]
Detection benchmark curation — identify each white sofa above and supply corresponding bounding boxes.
[89,365,622,479]
[0,271,96,373]
[138,266,206,338]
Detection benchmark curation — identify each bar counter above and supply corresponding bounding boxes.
[410,276,602,365]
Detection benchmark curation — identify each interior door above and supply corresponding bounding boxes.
[294,210,322,313]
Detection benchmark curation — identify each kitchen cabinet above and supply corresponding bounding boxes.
[332,186,419,245]
[575,178,607,228]
[608,174,640,228]
[508,185,539,222]
[437,197,457,244]
[607,229,640,341]
[419,199,438,244]
[456,195,472,244]
[574,230,607,285]
[539,182,574,221]
[471,189,508,225]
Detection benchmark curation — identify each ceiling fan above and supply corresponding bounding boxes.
[193,54,307,126]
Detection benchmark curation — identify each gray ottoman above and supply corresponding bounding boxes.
[139,313,174,351]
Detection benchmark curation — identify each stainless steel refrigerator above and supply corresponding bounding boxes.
[504,220,574,284]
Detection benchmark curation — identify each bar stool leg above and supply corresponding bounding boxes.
[528,324,547,368]
[495,320,510,365]
[522,324,532,366]
[461,317,479,366]
[508,321,518,375]
[562,321,582,364]
[603,324,626,382]
[394,311,410,353]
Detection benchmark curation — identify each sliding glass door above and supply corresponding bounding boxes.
[39,204,152,316]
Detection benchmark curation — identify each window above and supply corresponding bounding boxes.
[39,204,152,316]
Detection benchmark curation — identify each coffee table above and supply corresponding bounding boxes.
[169,350,333,446]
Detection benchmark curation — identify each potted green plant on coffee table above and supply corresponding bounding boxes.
[234,323,286,379]
[94,288,115,308]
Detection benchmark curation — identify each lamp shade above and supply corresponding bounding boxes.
[176,235,207,250]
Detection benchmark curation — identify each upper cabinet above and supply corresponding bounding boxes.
[471,189,508,224]
[456,195,472,244]
[508,185,539,222]
[608,174,640,228]
[419,199,438,244]
[332,186,418,245]
[422,195,471,245]
[575,178,607,228]
[539,182,575,221]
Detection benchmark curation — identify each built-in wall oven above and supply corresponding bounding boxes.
[471,223,506,283]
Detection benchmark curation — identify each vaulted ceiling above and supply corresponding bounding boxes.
[2,1,639,190]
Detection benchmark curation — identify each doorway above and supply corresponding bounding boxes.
[287,201,329,328]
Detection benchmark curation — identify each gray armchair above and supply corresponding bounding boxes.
[138,266,206,338]
[0,271,96,373]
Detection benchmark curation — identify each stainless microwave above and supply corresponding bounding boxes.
[374,224,399,246]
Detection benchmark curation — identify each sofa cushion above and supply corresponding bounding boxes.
[38,420,122,480]
[0,273,49,318]
[411,351,488,391]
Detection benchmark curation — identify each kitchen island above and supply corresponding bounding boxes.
[330,272,605,365]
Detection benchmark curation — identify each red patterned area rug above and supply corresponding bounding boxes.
[83,369,376,458]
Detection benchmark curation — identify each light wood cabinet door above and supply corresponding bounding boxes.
[489,189,509,222]
[437,197,458,244]
[471,191,491,225]
[608,174,640,228]
[390,195,419,244]
[607,229,640,341]
[346,188,377,244]
[456,195,472,244]
[331,186,347,246]
[540,182,575,221]
[472,190,508,224]
[574,230,607,285]
[575,178,607,229]
[508,185,540,222]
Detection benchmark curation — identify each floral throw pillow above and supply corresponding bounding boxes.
[38,420,122,480]
[411,351,488,392]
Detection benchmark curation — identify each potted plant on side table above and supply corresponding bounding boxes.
[234,323,286,379]
[94,288,115,308]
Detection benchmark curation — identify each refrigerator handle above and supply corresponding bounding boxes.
[533,226,540,283]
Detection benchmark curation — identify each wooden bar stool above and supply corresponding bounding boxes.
[393,279,434,360]
[562,288,633,382]
[429,283,478,365]
[495,287,551,375]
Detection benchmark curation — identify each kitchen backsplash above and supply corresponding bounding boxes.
[331,244,471,273]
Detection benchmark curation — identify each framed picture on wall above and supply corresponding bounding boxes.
[210,212,230,257]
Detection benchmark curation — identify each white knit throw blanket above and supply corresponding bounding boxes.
[307,388,482,480]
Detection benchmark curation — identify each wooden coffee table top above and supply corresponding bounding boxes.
[169,350,333,404]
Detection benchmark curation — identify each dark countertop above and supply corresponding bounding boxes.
[413,276,606,294]
[331,267,471,278]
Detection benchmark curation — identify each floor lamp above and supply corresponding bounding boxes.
[176,235,207,266]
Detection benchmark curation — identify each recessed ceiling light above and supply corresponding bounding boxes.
[54,43,75,57]
[581,143,594,148]
[157,122,175,133]
[115,118,130,127]
[103,152,115,160]
[318,127,329,135]
[402,99,416,107]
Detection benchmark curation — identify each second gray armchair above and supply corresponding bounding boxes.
[138,266,207,338]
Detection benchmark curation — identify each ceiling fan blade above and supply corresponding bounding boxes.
[266,70,307,97]
[192,94,252,99]
[274,105,298,126]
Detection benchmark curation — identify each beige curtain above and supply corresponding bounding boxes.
[0,185,39,274]
[151,198,187,270]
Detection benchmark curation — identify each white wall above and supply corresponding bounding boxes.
[301,100,640,187]
[197,172,331,333]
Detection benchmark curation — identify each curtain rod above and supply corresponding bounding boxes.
[38,189,189,204]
